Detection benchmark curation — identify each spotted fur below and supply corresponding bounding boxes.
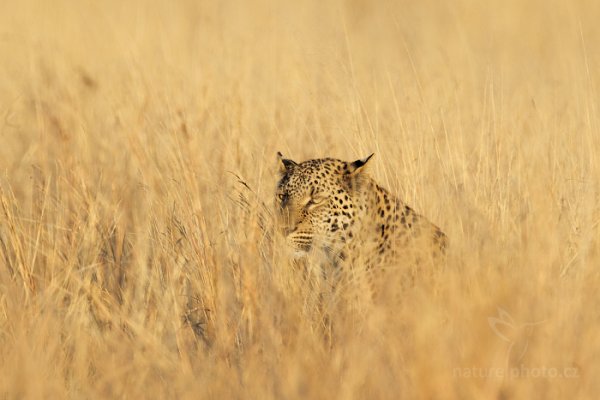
[276,153,447,278]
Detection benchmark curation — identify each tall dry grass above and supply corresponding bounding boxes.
[0,0,599,398]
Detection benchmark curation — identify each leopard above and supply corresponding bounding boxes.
[275,152,447,298]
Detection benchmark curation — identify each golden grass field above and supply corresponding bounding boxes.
[1,0,599,398]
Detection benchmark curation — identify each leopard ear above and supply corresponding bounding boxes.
[347,153,374,175]
[277,151,297,174]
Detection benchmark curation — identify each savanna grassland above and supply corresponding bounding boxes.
[1,0,599,398]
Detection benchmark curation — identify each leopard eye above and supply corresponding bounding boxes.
[278,193,288,203]
[311,193,328,205]
[306,193,327,208]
